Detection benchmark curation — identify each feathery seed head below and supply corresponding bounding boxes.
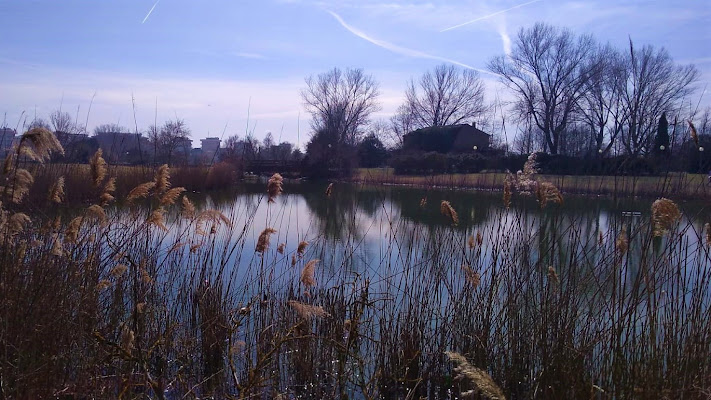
[301,259,319,287]
[440,200,459,225]
[651,198,681,237]
[89,149,108,187]
[255,227,277,253]
[267,173,284,203]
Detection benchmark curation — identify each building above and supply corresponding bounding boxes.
[0,128,18,159]
[94,131,150,164]
[201,137,220,153]
[402,123,491,154]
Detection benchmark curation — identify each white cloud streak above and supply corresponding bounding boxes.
[142,0,160,24]
[440,0,542,32]
[327,10,493,75]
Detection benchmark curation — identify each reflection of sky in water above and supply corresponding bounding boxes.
[133,183,709,302]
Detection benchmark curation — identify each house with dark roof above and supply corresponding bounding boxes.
[402,123,490,154]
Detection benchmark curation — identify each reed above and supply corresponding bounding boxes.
[0,128,709,399]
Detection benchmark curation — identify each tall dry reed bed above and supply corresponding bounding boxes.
[0,129,710,399]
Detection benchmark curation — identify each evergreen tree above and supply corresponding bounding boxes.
[654,112,669,156]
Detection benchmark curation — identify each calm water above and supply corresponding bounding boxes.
[150,181,710,296]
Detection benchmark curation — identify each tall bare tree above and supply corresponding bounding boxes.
[402,64,487,129]
[617,40,698,155]
[489,23,601,154]
[301,67,380,146]
[50,110,78,134]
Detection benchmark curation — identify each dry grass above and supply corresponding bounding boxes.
[0,129,710,399]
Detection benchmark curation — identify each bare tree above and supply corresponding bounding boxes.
[301,67,380,146]
[489,23,601,154]
[577,44,627,154]
[148,119,191,165]
[50,110,78,134]
[617,40,699,155]
[402,64,487,129]
[388,105,415,149]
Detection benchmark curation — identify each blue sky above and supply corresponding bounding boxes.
[1,0,709,148]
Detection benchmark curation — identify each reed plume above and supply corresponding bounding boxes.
[86,204,107,224]
[182,196,196,218]
[127,182,156,203]
[267,173,283,203]
[65,217,83,243]
[446,351,506,400]
[110,264,128,278]
[291,254,297,267]
[441,200,459,225]
[297,240,308,257]
[325,183,333,197]
[7,213,30,237]
[420,197,427,208]
[277,243,285,254]
[154,164,170,195]
[255,228,277,253]
[89,149,107,187]
[48,176,65,204]
[461,265,480,288]
[616,227,628,254]
[160,187,186,206]
[3,168,33,204]
[147,208,168,231]
[536,181,563,209]
[503,173,513,209]
[548,266,559,285]
[476,231,482,246]
[20,127,64,161]
[288,300,330,320]
[468,235,475,249]
[651,198,681,237]
[689,120,699,147]
[197,209,232,227]
[301,259,319,288]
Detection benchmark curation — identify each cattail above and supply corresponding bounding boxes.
[468,235,475,249]
[255,228,277,253]
[689,120,699,147]
[20,127,64,161]
[86,204,107,224]
[616,227,628,254]
[127,181,156,202]
[160,187,186,206]
[48,176,65,204]
[277,243,285,254]
[536,181,563,209]
[705,223,711,245]
[420,197,427,208]
[440,200,459,225]
[147,208,168,231]
[325,183,333,197]
[182,196,196,218]
[288,300,330,319]
[297,240,309,257]
[461,264,480,288]
[445,351,506,400]
[651,198,681,237]
[301,259,319,287]
[89,149,107,187]
[267,173,283,203]
[548,266,559,285]
[65,216,83,243]
[154,164,170,195]
[110,264,128,278]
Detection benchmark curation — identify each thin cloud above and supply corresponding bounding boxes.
[142,0,160,24]
[440,0,542,32]
[235,52,266,59]
[327,10,492,75]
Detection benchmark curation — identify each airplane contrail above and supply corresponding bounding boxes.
[142,0,160,24]
[327,10,494,76]
[440,0,542,32]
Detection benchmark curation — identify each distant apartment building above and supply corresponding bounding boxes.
[0,128,18,159]
[198,137,220,164]
[94,131,151,164]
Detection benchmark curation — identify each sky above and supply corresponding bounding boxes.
[0,0,709,149]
